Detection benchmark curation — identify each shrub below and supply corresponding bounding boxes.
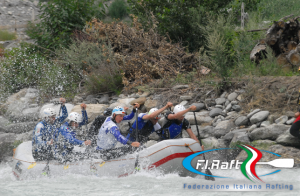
[108,0,128,20]
[0,30,16,41]
[26,0,105,50]
[57,40,123,94]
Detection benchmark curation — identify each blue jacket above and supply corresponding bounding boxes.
[32,105,68,153]
[54,110,88,153]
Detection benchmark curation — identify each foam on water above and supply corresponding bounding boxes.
[0,163,299,196]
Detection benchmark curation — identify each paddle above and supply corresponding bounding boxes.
[193,112,215,181]
[256,159,294,168]
[134,107,140,171]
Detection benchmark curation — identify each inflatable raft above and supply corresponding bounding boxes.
[11,138,202,180]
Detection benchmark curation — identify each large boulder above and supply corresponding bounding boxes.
[201,137,220,150]
[5,122,37,134]
[0,133,17,162]
[2,88,41,121]
[185,112,213,125]
[212,120,235,138]
[275,116,288,124]
[129,97,146,106]
[144,100,158,111]
[276,130,300,147]
[250,111,269,124]
[190,103,205,112]
[223,128,248,141]
[230,132,250,144]
[71,104,108,123]
[249,124,290,141]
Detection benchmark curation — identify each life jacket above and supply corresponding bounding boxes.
[87,115,107,146]
[96,117,120,150]
[158,120,184,139]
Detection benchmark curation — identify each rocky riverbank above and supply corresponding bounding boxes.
[1,84,300,167]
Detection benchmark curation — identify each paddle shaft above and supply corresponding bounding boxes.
[134,108,139,169]
[255,159,294,168]
[193,112,206,160]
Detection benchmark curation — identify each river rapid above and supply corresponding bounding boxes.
[0,163,299,196]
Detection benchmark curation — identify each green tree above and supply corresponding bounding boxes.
[128,0,233,52]
[27,0,105,50]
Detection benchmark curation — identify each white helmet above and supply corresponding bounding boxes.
[173,105,186,116]
[43,108,56,118]
[68,112,82,123]
[112,106,126,116]
[148,108,162,119]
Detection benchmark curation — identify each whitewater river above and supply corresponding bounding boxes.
[0,163,299,196]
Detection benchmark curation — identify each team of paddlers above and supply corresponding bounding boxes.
[32,98,204,163]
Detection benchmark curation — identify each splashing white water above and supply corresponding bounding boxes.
[1,163,299,196]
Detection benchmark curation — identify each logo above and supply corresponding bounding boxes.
[182,145,294,182]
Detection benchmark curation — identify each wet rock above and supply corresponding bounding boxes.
[16,130,33,142]
[247,109,260,119]
[0,133,16,162]
[191,103,205,112]
[235,116,248,126]
[202,137,219,150]
[212,120,235,138]
[179,101,189,106]
[209,108,223,118]
[249,124,289,141]
[250,111,269,124]
[227,92,238,101]
[5,122,37,134]
[215,98,226,105]
[172,85,189,90]
[275,115,288,124]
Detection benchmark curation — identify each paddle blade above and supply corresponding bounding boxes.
[64,165,70,170]
[204,169,215,181]
[27,162,37,170]
[268,159,294,168]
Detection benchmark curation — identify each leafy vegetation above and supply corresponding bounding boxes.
[26,0,105,50]
[0,30,16,41]
[108,0,129,20]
